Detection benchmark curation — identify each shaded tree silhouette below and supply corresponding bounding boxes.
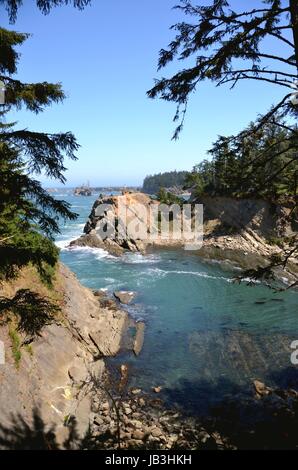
[0,409,59,450]
[0,289,60,339]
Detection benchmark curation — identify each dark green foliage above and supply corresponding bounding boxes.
[0,144,59,282]
[147,1,298,280]
[187,118,298,201]
[0,27,79,284]
[0,0,91,23]
[0,232,59,284]
[2,129,79,181]
[148,0,298,138]
[0,29,29,74]
[143,170,188,194]
[156,187,183,206]
[185,160,215,197]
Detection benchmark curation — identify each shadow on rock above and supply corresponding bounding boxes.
[0,409,59,450]
[163,373,298,449]
[0,408,113,450]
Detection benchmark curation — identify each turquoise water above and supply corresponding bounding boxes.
[55,193,298,413]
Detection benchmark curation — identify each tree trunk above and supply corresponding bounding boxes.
[290,0,298,71]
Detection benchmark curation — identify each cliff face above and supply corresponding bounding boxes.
[71,192,297,258]
[71,192,158,255]
[200,196,296,238]
[71,191,195,255]
[197,196,298,275]
[0,263,132,448]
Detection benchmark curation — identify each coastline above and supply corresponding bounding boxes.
[1,192,297,449]
[0,262,142,447]
[70,191,298,286]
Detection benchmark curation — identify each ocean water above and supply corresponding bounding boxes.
[55,192,298,414]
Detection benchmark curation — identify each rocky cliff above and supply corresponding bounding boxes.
[70,191,185,255]
[200,195,296,240]
[197,196,298,278]
[0,263,138,448]
[70,192,297,279]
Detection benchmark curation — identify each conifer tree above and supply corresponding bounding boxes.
[0,0,92,337]
[148,0,298,138]
[0,27,79,281]
[149,0,298,283]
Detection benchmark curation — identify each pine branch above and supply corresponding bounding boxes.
[0,0,92,23]
[2,130,79,181]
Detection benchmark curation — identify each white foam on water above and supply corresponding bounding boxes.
[120,252,161,265]
[55,238,77,250]
[60,224,85,233]
[230,277,261,284]
[55,239,112,260]
[103,277,117,284]
[73,246,112,260]
[146,267,232,282]
[145,268,265,285]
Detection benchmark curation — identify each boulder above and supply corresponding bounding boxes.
[254,380,271,397]
[132,430,145,440]
[151,427,163,438]
[114,291,136,304]
[131,388,142,395]
[133,322,145,356]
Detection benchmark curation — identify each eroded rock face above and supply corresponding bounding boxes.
[0,264,137,449]
[199,196,295,238]
[70,191,188,255]
[70,192,155,255]
[70,193,297,277]
[195,196,298,278]
[62,265,129,357]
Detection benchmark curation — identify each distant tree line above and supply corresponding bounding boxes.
[143,171,188,194]
[185,118,298,202]
[148,0,298,282]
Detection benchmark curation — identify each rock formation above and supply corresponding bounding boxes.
[70,191,196,255]
[0,263,140,447]
[74,185,92,196]
[114,291,136,305]
[70,192,297,280]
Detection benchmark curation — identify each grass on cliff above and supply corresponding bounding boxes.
[8,323,22,369]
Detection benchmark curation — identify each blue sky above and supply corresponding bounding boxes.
[1,0,290,187]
